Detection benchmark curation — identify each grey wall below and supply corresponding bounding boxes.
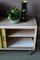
[0,0,40,26]
[0,0,36,16]
[0,0,22,17]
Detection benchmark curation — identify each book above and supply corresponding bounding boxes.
[0,29,2,48]
[1,29,7,48]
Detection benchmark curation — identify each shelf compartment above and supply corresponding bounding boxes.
[6,29,35,37]
[6,37,34,50]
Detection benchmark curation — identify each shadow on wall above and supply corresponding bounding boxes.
[0,2,12,17]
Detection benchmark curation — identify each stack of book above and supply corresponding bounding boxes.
[0,29,7,48]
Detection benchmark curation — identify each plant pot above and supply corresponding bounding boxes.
[10,19,20,24]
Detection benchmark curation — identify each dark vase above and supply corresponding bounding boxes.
[20,1,27,22]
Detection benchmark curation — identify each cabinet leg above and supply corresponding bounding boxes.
[29,50,35,55]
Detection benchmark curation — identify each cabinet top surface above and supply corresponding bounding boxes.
[0,18,37,29]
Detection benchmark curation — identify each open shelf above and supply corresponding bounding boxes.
[0,18,37,51]
[6,29,35,37]
[6,37,34,49]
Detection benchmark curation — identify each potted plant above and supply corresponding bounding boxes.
[7,6,21,24]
